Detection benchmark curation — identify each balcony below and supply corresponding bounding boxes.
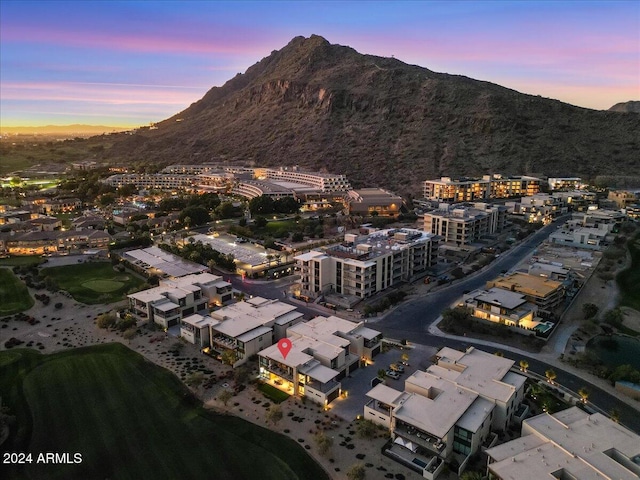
[212,335,238,350]
[394,423,446,455]
[306,378,340,394]
[263,364,293,382]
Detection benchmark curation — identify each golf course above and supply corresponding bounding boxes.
[0,344,328,480]
[39,262,145,304]
[0,268,34,315]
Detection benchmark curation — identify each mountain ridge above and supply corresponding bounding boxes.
[99,35,640,197]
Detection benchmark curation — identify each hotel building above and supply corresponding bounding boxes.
[423,203,507,245]
[424,175,540,202]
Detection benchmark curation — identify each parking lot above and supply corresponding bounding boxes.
[330,343,439,420]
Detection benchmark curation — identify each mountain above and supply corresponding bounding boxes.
[101,35,640,196]
[609,101,640,113]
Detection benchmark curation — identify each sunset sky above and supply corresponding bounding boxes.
[1,0,638,127]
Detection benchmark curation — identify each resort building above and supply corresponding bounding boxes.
[127,273,232,328]
[231,179,295,199]
[486,272,565,312]
[0,229,111,255]
[423,203,506,245]
[121,247,208,278]
[506,194,566,223]
[423,175,540,202]
[101,173,200,191]
[364,347,526,479]
[344,188,404,217]
[258,315,381,405]
[486,407,640,480]
[295,228,438,300]
[548,177,583,191]
[207,296,304,367]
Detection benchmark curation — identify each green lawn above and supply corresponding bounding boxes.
[617,234,640,311]
[0,268,34,315]
[40,262,145,304]
[258,382,291,403]
[0,255,44,267]
[0,344,328,480]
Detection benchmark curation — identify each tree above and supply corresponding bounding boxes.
[545,368,557,384]
[265,405,283,425]
[221,349,237,366]
[519,359,529,372]
[582,303,599,320]
[98,193,115,207]
[216,201,236,219]
[233,365,251,385]
[603,308,624,328]
[460,472,483,480]
[314,432,334,456]
[377,369,387,380]
[96,313,116,329]
[249,195,275,215]
[123,327,137,343]
[450,267,465,279]
[254,216,268,228]
[578,387,589,403]
[610,408,620,423]
[218,389,233,406]
[355,419,378,439]
[346,463,366,480]
[179,206,210,227]
[185,372,205,387]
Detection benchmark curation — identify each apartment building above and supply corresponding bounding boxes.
[548,177,583,191]
[608,190,638,209]
[295,228,438,300]
[423,203,506,245]
[127,273,232,328]
[258,315,381,405]
[486,407,640,480]
[344,188,404,217]
[208,296,304,367]
[506,194,566,223]
[423,175,540,202]
[364,346,526,479]
[486,272,564,311]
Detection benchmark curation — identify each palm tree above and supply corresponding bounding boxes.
[519,359,529,372]
[545,369,557,384]
[377,369,387,380]
[578,387,589,404]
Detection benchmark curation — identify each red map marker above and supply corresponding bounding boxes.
[277,338,292,359]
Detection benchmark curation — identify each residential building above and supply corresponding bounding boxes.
[364,347,526,479]
[208,297,304,367]
[423,203,506,245]
[460,287,539,333]
[608,190,638,209]
[486,407,640,480]
[0,229,111,255]
[423,175,540,202]
[548,223,611,250]
[40,198,82,214]
[626,203,640,220]
[506,194,566,223]
[295,228,438,300]
[486,272,564,311]
[127,272,232,328]
[258,315,381,405]
[548,177,582,191]
[121,247,208,278]
[344,188,403,217]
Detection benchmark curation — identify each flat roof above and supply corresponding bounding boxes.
[488,272,562,297]
[181,313,218,328]
[471,287,528,310]
[153,301,180,312]
[366,383,405,407]
[258,339,314,368]
[124,247,206,277]
[300,363,339,383]
[488,408,640,480]
[190,233,274,267]
[236,325,272,343]
[431,347,520,403]
[294,251,327,262]
[456,397,494,433]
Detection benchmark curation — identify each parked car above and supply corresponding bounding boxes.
[386,370,400,380]
[390,363,405,373]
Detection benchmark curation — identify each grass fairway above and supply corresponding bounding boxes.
[40,262,145,304]
[0,344,329,480]
[0,268,34,315]
[617,234,640,311]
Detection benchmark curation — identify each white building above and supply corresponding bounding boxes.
[295,228,438,300]
[460,287,540,334]
[258,315,381,405]
[364,347,526,479]
[127,273,232,328]
[423,203,506,245]
[486,407,640,480]
[548,222,611,250]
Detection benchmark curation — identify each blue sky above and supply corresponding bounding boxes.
[1,0,638,126]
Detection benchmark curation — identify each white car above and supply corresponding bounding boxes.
[386,370,400,380]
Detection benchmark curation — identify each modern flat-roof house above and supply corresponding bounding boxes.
[486,272,564,312]
[364,347,526,479]
[258,315,381,405]
[127,273,232,328]
[486,407,640,480]
[548,223,611,250]
[295,228,438,300]
[344,188,404,217]
[122,246,208,278]
[460,287,541,334]
[423,203,506,245]
[208,297,304,367]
